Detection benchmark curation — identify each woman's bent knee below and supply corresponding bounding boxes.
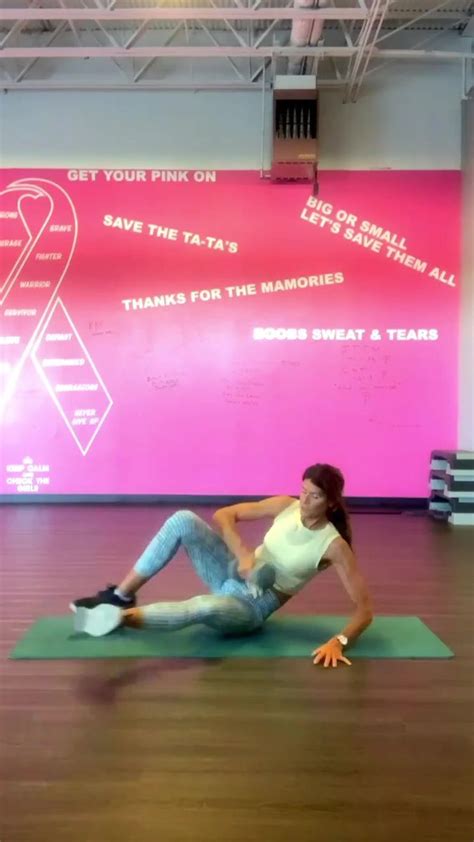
[169,509,196,522]
[167,510,202,532]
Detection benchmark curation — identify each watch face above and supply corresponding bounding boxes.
[337,635,348,646]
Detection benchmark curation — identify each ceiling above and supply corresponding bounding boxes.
[0,0,473,98]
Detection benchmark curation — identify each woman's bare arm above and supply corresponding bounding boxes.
[212,496,295,573]
[325,537,374,643]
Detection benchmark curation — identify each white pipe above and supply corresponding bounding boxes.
[260,60,266,176]
[344,0,382,98]
[351,0,391,101]
[288,0,326,74]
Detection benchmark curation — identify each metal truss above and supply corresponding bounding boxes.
[0,1,472,94]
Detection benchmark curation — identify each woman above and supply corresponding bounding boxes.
[71,463,373,668]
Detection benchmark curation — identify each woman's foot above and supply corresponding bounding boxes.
[73,604,123,637]
[69,584,136,613]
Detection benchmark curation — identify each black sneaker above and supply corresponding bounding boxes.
[69,584,136,613]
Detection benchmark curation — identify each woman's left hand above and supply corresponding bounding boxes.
[312,637,352,668]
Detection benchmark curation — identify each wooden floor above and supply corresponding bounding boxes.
[1,505,473,842]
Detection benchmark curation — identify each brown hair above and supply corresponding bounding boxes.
[302,463,353,547]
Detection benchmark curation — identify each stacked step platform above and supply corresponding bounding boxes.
[429,450,474,525]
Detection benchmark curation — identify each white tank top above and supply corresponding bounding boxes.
[254,500,340,595]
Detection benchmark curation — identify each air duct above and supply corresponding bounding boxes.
[270,75,319,187]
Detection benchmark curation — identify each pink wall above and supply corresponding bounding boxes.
[0,169,460,497]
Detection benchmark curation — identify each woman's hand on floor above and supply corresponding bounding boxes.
[312,637,352,668]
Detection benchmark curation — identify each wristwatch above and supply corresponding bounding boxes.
[336,634,348,647]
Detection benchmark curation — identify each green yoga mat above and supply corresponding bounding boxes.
[9,615,453,660]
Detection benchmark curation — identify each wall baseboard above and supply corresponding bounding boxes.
[0,494,428,511]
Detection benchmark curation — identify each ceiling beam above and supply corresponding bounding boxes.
[0,79,345,90]
[376,0,467,45]
[1,45,470,59]
[0,6,368,21]
[0,7,469,29]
